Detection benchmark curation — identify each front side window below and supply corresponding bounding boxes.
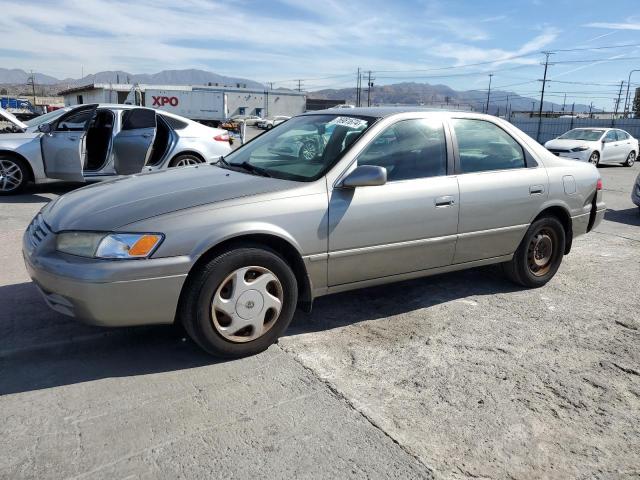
[223,114,374,181]
[452,118,525,173]
[604,131,617,143]
[357,119,447,181]
[56,109,94,131]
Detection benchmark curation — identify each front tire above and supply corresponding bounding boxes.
[169,154,204,168]
[0,156,29,195]
[589,151,600,166]
[624,151,636,167]
[503,216,565,288]
[179,247,298,358]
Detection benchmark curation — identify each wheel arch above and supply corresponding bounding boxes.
[0,150,34,182]
[169,150,206,166]
[179,232,313,315]
[532,205,573,254]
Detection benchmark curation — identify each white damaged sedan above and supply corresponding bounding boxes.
[544,128,638,167]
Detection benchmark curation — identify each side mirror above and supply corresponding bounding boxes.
[37,123,52,134]
[341,165,387,188]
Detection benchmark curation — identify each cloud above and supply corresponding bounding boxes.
[584,21,640,31]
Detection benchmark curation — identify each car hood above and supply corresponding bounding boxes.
[0,107,28,130]
[43,165,297,231]
[544,139,594,150]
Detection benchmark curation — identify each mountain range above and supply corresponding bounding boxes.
[0,68,594,113]
[0,68,263,89]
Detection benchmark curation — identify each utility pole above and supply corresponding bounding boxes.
[561,93,566,112]
[485,73,493,114]
[614,80,624,118]
[623,69,639,118]
[366,71,374,107]
[296,79,303,92]
[589,102,594,118]
[356,68,361,107]
[268,82,274,90]
[536,51,553,142]
[27,70,37,106]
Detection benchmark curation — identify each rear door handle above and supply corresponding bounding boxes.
[435,195,455,207]
[529,185,545,195]
[68,137,78,141]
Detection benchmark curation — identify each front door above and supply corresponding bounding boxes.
[450,117,548,263]
[113,108,157,175]
[41,105,97,181]
[328,118,459,286]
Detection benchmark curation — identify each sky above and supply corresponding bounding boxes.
[1,0,640,109]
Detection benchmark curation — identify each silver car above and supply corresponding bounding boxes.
[544,128,638,167]
[23,108,605,357]
[0,104,231,194]
[632,171,640,211]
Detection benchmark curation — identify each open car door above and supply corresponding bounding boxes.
[41,105,97,181]
[113,108,156,175]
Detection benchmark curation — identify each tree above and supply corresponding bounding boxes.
[633,87,640,119]
[0,88,6,96]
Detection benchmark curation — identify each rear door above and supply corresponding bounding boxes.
[601,130,622,162]
[616,130,634,160]
[113,108,157,175]
[41,105,97,181]
[450,117,548,264]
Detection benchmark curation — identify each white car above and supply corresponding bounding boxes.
[0,104,231,194]
[230,115,262,126]
[544,128,638,167]
[257,116,290,130]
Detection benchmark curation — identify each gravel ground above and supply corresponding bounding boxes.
[0,161,638,479]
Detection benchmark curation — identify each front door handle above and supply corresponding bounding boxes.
[529,185,545,195]
[435,195,455,207]
[68,137,78,141]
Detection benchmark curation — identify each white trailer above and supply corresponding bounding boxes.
[142,88,228,126]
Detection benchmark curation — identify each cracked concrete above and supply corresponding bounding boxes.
[1,162,639,479]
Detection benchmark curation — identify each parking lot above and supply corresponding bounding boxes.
[1,161,638,479]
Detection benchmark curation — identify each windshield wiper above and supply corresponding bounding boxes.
[236,161,272,177]
[214,156,232,169]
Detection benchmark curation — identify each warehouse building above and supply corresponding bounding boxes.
[58,83,306,124]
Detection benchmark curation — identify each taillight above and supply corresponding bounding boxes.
[214,133,229,142]
[596,178,603,191]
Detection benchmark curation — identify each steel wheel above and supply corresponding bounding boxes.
[625,151,636,167]
[527,228,555,277]
[0,158,24,193]
[211,266,283,343]
[299,141,317,161]
[589,152,600,166]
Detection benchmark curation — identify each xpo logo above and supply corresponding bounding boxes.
[151,96,179,107]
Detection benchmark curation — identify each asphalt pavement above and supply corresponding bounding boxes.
[1,160,638,479]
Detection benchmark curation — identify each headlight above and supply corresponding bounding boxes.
[56,232,163,259]
[570,146,589,152]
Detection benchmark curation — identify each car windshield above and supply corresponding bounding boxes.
[558,129,604,141]
[223,114,375,181]
[24,109,69,127]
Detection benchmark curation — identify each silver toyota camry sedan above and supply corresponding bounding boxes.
[23,108,605,357]
[0,104,231,194]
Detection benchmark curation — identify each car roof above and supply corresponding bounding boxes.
[300,106,474,119]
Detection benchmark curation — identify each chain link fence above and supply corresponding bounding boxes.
[508,117,640,144]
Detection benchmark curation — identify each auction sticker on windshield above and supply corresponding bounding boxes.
[327,117,368,129]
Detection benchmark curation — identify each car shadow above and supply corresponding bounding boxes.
[604,207,640,227]
[0,266,522,395]
[4,182,84,204]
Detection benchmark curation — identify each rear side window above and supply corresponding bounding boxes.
[357,119,447,181]
[616,130,628,140]
[122,109,156,130]
[161,114,188,130]
[452,118,525,173]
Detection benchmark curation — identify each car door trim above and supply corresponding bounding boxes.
[328,233,458,259]
[457,223,528,239]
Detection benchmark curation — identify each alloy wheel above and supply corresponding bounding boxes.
[0,159,24,193]
[211,266,283,343]
[174,156,202,167]
[299,142,317,161]
[626,151,636,166]
[589,152,599,165]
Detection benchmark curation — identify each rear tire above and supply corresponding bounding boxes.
[624,151,636,167]
[179,247,298,358]
[502,216,565,288]
[0,156,29,195]
[169,154,204,168]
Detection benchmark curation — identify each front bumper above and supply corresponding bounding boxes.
[22,224,190,327]
[550,149,591,162]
